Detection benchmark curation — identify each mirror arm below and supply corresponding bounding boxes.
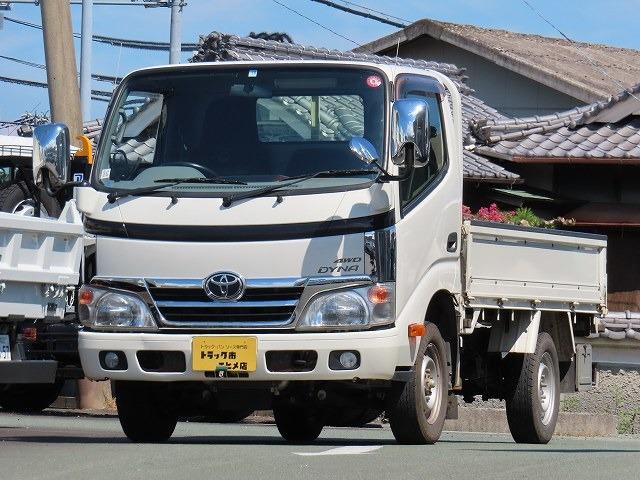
[42,171,82,196]
[378,145,416,182]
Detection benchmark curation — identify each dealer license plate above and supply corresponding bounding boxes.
[192,336,257,373]
[0,335,11,361]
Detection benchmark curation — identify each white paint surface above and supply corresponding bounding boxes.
[294,445,383,456]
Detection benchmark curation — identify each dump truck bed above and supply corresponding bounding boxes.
[0,201,83,320]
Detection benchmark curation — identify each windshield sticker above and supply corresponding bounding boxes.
[366,75,382,88]
[248,69,258,78]
[100,168,111,180]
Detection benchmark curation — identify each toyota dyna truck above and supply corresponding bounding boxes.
[32,60,606,444]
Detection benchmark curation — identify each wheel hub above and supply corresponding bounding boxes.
[420,343,442,423]
[11,199,49,218]
[538,352,556,426]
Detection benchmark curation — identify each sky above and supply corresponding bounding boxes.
[1,0,639,129]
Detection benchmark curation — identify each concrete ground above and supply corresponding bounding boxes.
[1,412,639,480]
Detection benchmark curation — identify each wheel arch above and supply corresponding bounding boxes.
[424,290,459,389]
[539,311,575,363]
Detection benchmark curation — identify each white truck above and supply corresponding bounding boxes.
[0,132,85,411]
[32,60,606,444]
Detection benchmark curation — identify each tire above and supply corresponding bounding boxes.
[273,403,324,443]
[0,380,64,413]
[387,322,448,444]
[115,381,177,443]
[505,332,560,444]
[0,182,61,218]
[325,408,382,427]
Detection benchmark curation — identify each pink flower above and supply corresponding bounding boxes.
[476,203,504,222]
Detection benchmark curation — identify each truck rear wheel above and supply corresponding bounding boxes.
[0,182,60,218]
[0,380,64,413]
[115,381,177,443]
[505,332,560,444]
[273,404,324,443]
[387,321,448,444]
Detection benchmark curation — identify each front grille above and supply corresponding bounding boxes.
[147,283,304,328]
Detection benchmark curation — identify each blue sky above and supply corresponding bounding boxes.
[1,0,639,127]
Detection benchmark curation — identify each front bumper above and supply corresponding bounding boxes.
[0,360,58,383]
[79,328,410,382]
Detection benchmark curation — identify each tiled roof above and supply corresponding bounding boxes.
[471,83,640,162]
[191,33,520,184]
[356,19,640,104]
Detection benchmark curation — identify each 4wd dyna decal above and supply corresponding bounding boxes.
[317,257,362,274]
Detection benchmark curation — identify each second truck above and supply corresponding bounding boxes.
[32,59,606,444]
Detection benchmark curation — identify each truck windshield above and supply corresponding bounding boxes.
[94,66,386,196]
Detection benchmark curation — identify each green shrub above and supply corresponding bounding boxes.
[510,207,542,227]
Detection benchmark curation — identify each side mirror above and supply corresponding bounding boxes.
[33,123,71,190]
[349,137,381,165]
[391,98,430,168]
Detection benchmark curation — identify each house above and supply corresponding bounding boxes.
[355,19,640,117]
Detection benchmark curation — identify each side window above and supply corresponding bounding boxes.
[396,77,447,210]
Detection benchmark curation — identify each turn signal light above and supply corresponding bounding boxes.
[367,284,391,304]
[79,287,94,305]
[408,323,426,337]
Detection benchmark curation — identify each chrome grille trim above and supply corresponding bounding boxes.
[146,277,305,289]
[90,275,374,330]
[155,300,298,309]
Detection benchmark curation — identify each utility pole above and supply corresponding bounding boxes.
[80,0,93,120]
[169,0,182,64]
[40,0,83,146]
[41,0,108,410]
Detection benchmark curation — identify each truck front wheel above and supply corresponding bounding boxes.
[115,381,177,443]
[505,332,560,444]
[273,403,324,443]
[387,321,448,444]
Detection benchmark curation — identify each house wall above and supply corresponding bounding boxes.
[380,37,585,117]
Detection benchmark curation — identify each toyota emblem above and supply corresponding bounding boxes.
[203,272,245,301]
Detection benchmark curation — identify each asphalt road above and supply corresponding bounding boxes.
[1,412,639,480]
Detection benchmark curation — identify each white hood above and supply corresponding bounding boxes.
[77,185,394,279]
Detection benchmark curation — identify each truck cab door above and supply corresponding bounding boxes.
[393,74,462,310]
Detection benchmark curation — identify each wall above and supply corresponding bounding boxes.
[381,37,585,117]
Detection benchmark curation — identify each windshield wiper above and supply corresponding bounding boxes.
[106,177,247,203]
[221,169,378,208]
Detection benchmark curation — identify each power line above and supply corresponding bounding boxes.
[0,53,45,70]
[271,0,361,47]
[3,16,199,51]
[0,74,113,98]
[0,54,123,83]
[308,0,407,28]
[520,0,640,105]
[333,0,411,24]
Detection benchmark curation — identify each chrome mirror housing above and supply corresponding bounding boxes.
[33,123,71,189]
[391,98,430,168]
[349,137,381,165]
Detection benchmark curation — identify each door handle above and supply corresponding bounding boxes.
[446,232,458,252]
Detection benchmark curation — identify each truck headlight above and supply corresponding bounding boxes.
[78,286,156,330]
[297,283,395,330]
